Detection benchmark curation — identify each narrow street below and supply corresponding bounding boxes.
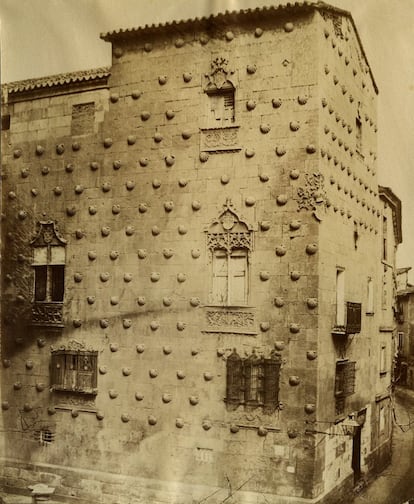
[352,389,414,504]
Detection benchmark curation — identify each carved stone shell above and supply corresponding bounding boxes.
[275,245,287,256]
[103,138,113,148]
[176,418,184,428]
[148,415,157,425]
[165,155,175,167]
[275,146,286,157]
[260,123,271,134]
[306,298,318,309]
[260,271,270,281]
[304,404,316,414]
[199,151,209,163]
[289,376,300,386]
[274,298,284,308]
[246,100,256,111]
[272,98,282,108]
[136,344,145,353]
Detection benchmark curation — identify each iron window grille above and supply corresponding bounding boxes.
[226,349,282,408]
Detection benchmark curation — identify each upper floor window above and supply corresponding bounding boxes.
[204,57,236,128]
[336,268,345,327]
[31,221,66,303]
[382,217,388,261]
[51,341,98,395]
[335,360,356,398]
[207,200,253,307]
[71,102,95,136]
[206,83,235,125]
[212,249,247,305]
[367,277,374,314]
[380,343,387,375]
[226,348,282,409]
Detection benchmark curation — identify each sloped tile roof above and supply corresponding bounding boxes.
[6,67,110,94]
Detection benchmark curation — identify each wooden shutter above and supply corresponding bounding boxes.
[343,361,356,395]
[77,352,98,393]
[212,250,228,304]
[226,350,243,404]
[51,265,65,302]
[34,266,47,301]
[346,302,361,333]
[229,251,247,305]
[51,352,65,389]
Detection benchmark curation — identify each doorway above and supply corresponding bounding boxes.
[352,425,362,483]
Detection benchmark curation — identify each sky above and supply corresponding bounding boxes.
[1,0,413,279]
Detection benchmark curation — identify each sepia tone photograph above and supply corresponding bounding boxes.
[0,1,413,503]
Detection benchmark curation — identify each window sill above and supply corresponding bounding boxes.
[52,386,97,395]
[332,326,346,336]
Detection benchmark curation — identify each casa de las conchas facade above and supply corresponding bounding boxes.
[0,2,402,503]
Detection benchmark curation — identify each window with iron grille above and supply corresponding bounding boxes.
[335,360,356,398]
[51,350,98,395]
[226,349,281,408]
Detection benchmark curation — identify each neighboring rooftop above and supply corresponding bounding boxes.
[3,67,110,103]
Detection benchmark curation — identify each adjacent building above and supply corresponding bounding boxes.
[0,2,403,503]
[396,267,414,387]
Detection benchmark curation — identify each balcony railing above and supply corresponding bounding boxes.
[31,302,64,328]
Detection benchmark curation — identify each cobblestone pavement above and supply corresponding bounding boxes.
[353,388,414,504]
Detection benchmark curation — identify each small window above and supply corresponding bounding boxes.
[212,249,248,306]
[356,116,362,154]
[379,405,386,432]
[33,429,54,446]
[226,349,281,408]
[206,83,235,126]
[51,350,98,395]
[335,360,356,398]
[336,269,345,327]
[346,302,361,334]
[398,332,404,352]
[380,344,387,375]
[382,217,388,261]
[367,277,374,314]
[1,114,10,131]
[71,102,95,136]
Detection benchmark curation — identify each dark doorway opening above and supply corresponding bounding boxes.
[352,425,362,484]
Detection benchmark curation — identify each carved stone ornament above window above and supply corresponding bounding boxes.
[31,221,66,248]
[206,199,253,253]
[204,57,235,91]
[296,172,327,221]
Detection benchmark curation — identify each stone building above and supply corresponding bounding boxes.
[0,2,403,503]
[396,267,414,387]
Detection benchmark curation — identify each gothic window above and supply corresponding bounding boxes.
[226,349,281,408]
[335,360,356,398]
[207,200,253,307]
[51,346,98,395]
[212,248,248,305]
